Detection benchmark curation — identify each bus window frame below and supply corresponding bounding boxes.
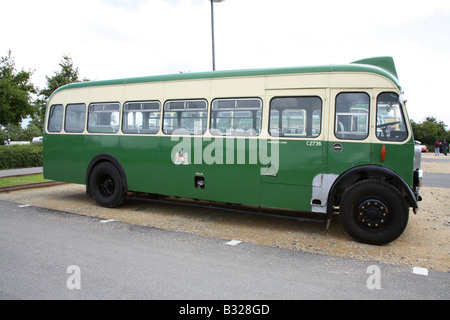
[47,104,64,133]
[210,97,263,137]
[162,99,208,136]
[334,92,370,141]
[376,92,408,142]
[122,100,162,135]
[268,96,323,139]
[87,102,121,134]
[64,103,86,134]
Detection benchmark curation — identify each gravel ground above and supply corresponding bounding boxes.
[1,153,449,272]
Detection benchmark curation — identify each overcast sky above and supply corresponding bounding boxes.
[2,0,450,126]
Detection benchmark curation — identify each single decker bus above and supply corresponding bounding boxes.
[43,56,423,245]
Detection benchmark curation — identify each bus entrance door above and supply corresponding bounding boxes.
[260,138,324,212]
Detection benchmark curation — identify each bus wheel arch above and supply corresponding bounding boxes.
[338,179,409,245]
[327,165,415,244]
[327,165,417,215]
[86,154,127,208]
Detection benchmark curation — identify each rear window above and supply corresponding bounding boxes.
[47,104,64,133]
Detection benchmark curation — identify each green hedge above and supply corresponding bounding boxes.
[0,144,43,170]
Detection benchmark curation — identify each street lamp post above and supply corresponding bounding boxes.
[210,0,224,71]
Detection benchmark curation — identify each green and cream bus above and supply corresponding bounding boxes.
[43,56,422,245]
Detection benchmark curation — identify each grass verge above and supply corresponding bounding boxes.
[0,174,51,187]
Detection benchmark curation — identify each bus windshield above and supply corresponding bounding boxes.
[376,92,408,142]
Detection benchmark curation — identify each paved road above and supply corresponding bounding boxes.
[423,172,450,188]
[0,167,43,177]
[422,155,450,188]
[422,155,450,163]
[0,200,448,302]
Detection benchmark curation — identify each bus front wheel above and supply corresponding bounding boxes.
[339,179,409,245]
[89,162,126,208]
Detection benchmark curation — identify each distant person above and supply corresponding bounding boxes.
[434,140,440,156]
[443,139,448,156]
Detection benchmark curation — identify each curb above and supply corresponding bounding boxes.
[0,181,67,192]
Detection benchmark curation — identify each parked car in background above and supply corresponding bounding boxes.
[415,140,428,153]
[31,136,43,144]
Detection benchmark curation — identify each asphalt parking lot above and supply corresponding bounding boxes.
[1,199,448,300]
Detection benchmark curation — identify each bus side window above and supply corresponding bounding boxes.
[163,100,207,135]
[376,92,408,142]
[335,92,369,140]
[64,104,86,133]
[88,103,121,134]
[123,101,161,134]
[48,104,64,133]
[210,98,262,136]
[269,97,322,138]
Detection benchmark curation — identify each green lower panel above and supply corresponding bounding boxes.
[261,182,311,211]
[44,132,415,213]
[118,135,161,192]
[261,139,323,211]
[62,135,86,184]
[371,141,415,187]
[158,136,261,205]
[43,134,62,181]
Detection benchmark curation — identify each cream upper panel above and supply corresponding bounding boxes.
[163,79,212,100]
[88,85,124,103]
[49,71,398,107]
[210,76,266,98]
[123,82,164,102]
[49,85,124,106]
[266,72,397,90]
[327,72,397,89]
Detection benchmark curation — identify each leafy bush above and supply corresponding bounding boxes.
[0,144,43,169]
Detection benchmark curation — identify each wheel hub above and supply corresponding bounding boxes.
[356,199,389,229]
[98,175,114,196]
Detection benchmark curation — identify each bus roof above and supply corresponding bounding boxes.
[52,56,400,96]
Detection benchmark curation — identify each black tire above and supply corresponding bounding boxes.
[339,179,409,245]
[89,162,126,208]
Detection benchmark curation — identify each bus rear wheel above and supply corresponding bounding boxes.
[339,179,409,245]
[89,162,126,208]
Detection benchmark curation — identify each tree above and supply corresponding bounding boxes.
[39,55,82,99]
[0,50,37,127]
[0,123,25,142]
[34,54,89,128]
[411,117,449,148]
